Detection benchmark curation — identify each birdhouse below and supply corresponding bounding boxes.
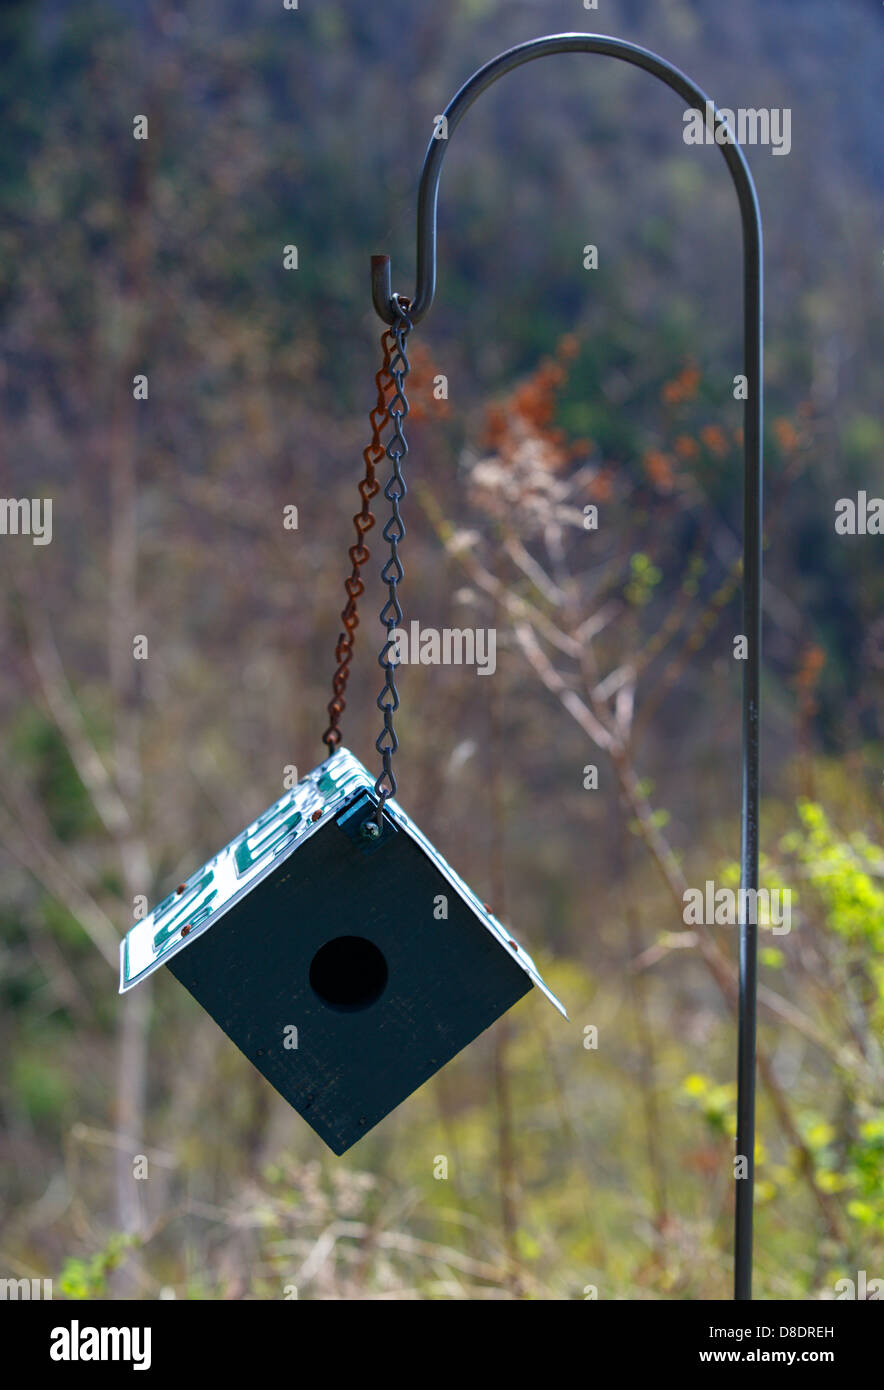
[120,748,566,1154]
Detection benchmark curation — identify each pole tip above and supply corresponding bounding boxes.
[370,255,395,325]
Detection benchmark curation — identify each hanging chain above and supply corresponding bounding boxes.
[321,326,397,754]
[373,296,413,824]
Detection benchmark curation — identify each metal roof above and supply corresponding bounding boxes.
[119,747,567,1019]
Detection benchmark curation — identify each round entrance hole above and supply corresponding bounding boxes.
[309,935,388,1013]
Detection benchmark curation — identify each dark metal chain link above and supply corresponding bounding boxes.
[373,296,413,823]
[321,327,396,754]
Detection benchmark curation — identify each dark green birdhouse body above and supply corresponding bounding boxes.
[120,749,565,1154]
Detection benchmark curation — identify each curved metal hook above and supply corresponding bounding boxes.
[371,32,762,329]
[371,31,763,1302]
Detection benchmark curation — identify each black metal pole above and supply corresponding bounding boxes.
[370,32,763,1301]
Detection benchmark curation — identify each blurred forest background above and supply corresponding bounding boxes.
[0,0,882,1300]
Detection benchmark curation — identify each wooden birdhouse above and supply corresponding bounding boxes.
[120,748,566,1154]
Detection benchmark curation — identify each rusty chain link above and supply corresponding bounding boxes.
[321,296,412,826]
[321,325,396,754]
